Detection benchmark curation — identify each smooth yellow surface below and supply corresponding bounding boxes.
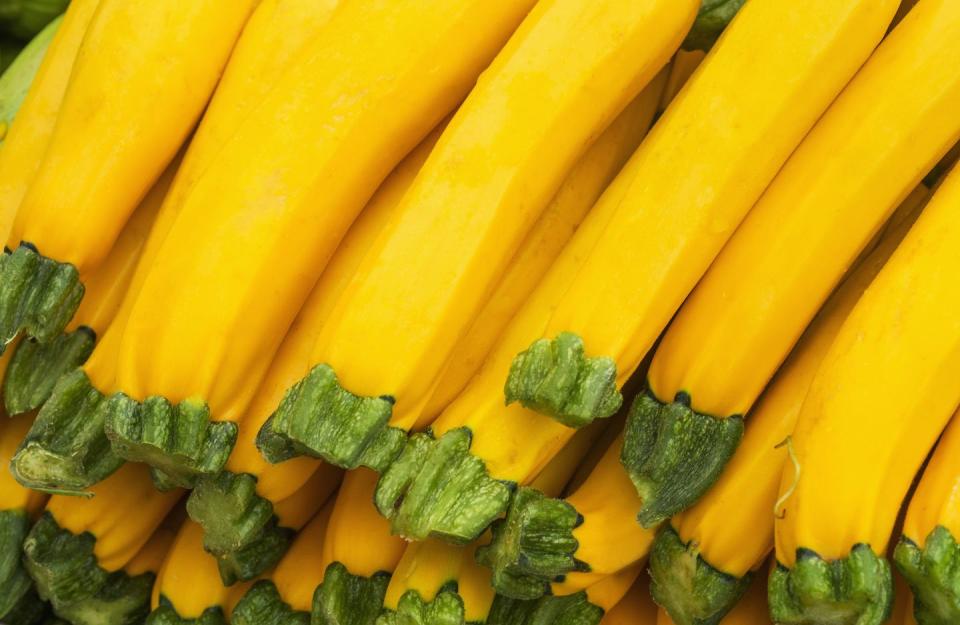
[310,0,695,432]
[659,49,705,112]
[585,562,643,612]
[775,156,960,565]
[273,501,335,612]
[528,419,609,498]
[649,0,960,419]
[271,461,342,530]
[225,124,444,501]
[903,407,960,544]
[124,521,177,577]
[46,462,182,572]
[0,0,100,243]
[433,0,898,487]
[10,0,257,272]
[600,573,658,625]
[0,414,48,515]
[420,66,668,423]
[151,520,234,617]
[117,0,534,426]
[673,184,929,577]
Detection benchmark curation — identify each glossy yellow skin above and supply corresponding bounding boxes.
[433,0,898,487]
[903,407,960,545]
[585,562,643,611]
[0,0,100,242]
[658,49,705,112]
[528,419,609,497]
[151,520,236,617]
[124,521,177,577]
[273,502,335,612]
[117,0,533,425]
[45,462,182,572]
[0,413,48,515]
[310,0,696,432]
[775,156,960,566]
[226,125,444,502]
[649,0,960,420]
[10,0,257,272]
[271,462,342,531]
[600,573,658,625]
[672,185,929,578]
[420,67,669,423]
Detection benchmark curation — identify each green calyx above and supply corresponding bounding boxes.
[104,393,237,490]
[648,525,750,625]
[22,513,155,625]
[10,368,123,495]
[312,562,390,625]
[476,487,586,600]
[186,471,293,585]
[257,364,404,472]
[375,589,465,625]
[232,581,309,625]
[374,428,512,543]
[504,332,621,429]
[146,597,228,625]
[682,0,747,52]
[0,244,84,351]
[894,526,960,625]
[768,544,893,625]
[0,0,68,40]
[4,326,95,415]
[620,391,743,528]
[0,509,47,625]
[487,590,603,625]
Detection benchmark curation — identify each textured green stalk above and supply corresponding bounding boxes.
[4,326,95,415]
[312,562,390,625]
[0,38,21,74]
[23,513,155,625]
[894,526,960,625]
[0,509,47,625]
[376,588,465,625]
[10,368,123,494]
[232,581,310,625]
[648,525,751,625]
[487,591,603,625]
[0,245,84,351]
[146,598,228,625]
[104,394,237,491]
[257,364,405,472]
[0,0,67,40]
[186,471,293,585]
[374,428,512,543]
[505,333,621,429]
[682,0,747,52]
[768,544,892,625]
[620,391,743,528]
[476,488,586,600]
[0,13,59,142]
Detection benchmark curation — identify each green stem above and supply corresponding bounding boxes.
[0,509,47,625]
[313,562,391,625]
[682,0,748,52]
[0,13,59,142]
[894,526,960,625]
[486,591,603,625]
[146,597,228,625]
[232,581,309,625]
[375,588,465,625]
[0,0,68,40]
[4,326,95,415]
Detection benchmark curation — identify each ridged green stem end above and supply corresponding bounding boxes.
[769,544,893,625]
[894,526,960,625]
[487,590,603,625]
[621,391,743,527]
[11,368,123,494]
[374,428,512,543]
[186,471,293,585]
[476,487,586,600]
[0,0,68,40]
[648,525,751,625]
[0,509,47,625]
[233,581,310,625]
[104,393,237,490]
[4,326,94,415]
[375,589,465,625]
[312,562,390,625]
[257,364,404,472]
[682,0,747,52]
[23,513,154,625]
[146,598,228,625]
[505,333,621,429]
[0,245,83,350]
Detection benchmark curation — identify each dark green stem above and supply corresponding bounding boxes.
[894,526,960,625]
[374,428,512,543]
[505,332,621,429]
[475,488,586,600]
[0,509,47,625]
[232,581,309,625]
[146,597,228,625]
[22,513,155,625]
[10,368,123,495]
[312,562,390,625]
[375,589,465,625]
[0,13,60,141]
[682,0,748,52]
[0,245,84,350]
[256,364,404,472]
[648,525,751,625]
[487,591,603,625]
[768,544,893,625]
[0,0,68,40]
[620,390,743,528]
[4,326,94,415]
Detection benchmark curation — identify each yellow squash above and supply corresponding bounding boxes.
[600,573,658,625]
[658,49,705,112]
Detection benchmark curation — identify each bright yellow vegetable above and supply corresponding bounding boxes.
[659,49,705,112]
[600,573,658,625]
[1,414,48,517]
